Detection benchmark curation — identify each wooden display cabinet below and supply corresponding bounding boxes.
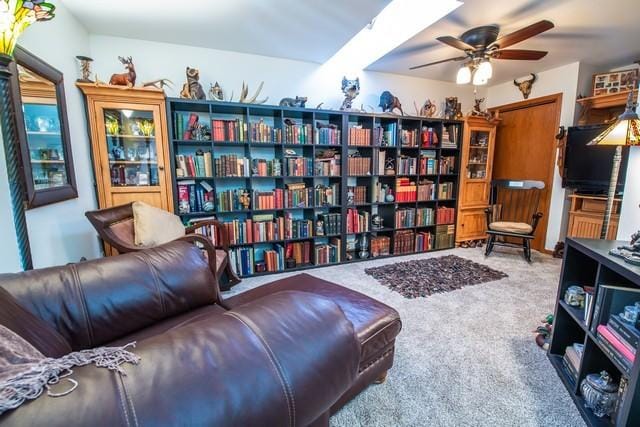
[78,84,173,213]
[456,116,498,243]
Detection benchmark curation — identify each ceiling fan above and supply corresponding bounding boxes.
[410,20,554,85]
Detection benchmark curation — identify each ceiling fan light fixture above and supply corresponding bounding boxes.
[477,60,493,79]
[456,65,471,84]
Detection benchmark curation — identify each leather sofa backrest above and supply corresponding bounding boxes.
[0,241,218,350]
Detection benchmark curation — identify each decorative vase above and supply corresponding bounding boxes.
[580,371,618,418]
[358,234,369,259]
[385,193,395,202]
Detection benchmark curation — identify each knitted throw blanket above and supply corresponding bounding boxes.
[0,325,140,414]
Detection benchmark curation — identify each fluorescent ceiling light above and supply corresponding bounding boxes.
[322,0,463,75]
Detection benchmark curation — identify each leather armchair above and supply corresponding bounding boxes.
[85,202,240,290]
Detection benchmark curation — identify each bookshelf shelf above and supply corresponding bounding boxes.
[559,299,588,332]
[167,98,462,278]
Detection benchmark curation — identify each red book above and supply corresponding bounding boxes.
[183,113,199,140]
[598,324,636,362]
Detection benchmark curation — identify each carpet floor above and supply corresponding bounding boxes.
[224,247,585,427]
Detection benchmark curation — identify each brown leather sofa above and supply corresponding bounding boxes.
[0,239,401,426]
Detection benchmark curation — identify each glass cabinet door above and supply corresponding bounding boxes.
[466,130,489,179]
[23,100,68,190]
[103,108,160,187]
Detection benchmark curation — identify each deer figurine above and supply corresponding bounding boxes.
[109,56,136,87]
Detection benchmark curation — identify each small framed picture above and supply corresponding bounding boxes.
[592,69,638,96]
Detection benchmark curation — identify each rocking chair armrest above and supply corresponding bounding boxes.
[484,207,494,229]
[185,219,230,250]
[531,212,544,232]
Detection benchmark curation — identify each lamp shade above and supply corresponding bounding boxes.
[588,92,640,146]
[0,1,55,56]
[456,65,471,84]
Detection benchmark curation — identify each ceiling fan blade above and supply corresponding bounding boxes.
[436,36,475,51]
[491,49,548,60]
[490,20,554,49]
[410,56,467,70]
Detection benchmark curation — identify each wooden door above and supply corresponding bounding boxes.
[93,101,172,210]
[490,94,562,251]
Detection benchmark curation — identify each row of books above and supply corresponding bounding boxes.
[421,127,439,147]
[395,208,416,228]
[373,181,392,203]
[419,151,438,175]
[562,342,583,384]
[436,206,455,225]
[418,180,435,201]
[395,207,435,228]
[215,155,251,177]
[415,231,433,252]
[177,180,214,214]
[217,189,252,212]
[318,213,342,236]
[284,215,313,239]
[347,208,370,233]
[222,216,284,245]
[284,156,313,176]
[371,236,391,257]
[394,230,414,254]
[211,118,247,142]
[439,156,456,174]
[400,129,418,147]
[175,113,203,141]
[348,127,371,146]
[315,239,341,265]
[175,152,213,177]
[252,158,282,177]
[251,119,282,143]
[374,150,390,175]
[397,156,417,175]
[285,182,313,208]
[230,247,255,276]
[314,183,340,206]
[348,156,371,175]
[438,182,455,199]
[314,154,341,176]
[284,123,313,144]
[253,189,283,210]
[596,315,637,374]
[287,241,312,266]
[435,224,455,248]
[441,126,459,148]
[316,126,341,145]
[381,123,397,146]
[263,244,286,272]
[396,178,417,202]
[348,186,367,205]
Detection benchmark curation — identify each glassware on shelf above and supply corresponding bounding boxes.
[580,371,618,418]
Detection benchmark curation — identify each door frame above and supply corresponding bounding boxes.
[489,93,563,252]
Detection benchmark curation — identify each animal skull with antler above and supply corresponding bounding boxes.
[514,73,537,99]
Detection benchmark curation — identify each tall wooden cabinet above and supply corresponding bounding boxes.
[78,84,173,212]
[456,116,498,243]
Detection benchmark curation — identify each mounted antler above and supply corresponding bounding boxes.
[238,81,268,104]
[513,73,536,99]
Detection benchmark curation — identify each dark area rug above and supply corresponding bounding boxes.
[364,255,508,298]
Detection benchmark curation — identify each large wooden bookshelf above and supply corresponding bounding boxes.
[167,98,462,278]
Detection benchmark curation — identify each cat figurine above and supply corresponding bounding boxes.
[180,67,206,100]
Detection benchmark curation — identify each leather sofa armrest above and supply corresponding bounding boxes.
[0,291,360,427]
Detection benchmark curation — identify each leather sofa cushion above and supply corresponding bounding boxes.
[223,273,402,369]
[0,291,360,427]
[489,221,533,234]
[0,241,218,350]
[0,286,71,357]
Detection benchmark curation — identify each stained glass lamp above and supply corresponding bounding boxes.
[588,91,640,239]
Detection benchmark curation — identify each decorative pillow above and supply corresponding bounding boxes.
[132,201,185,247]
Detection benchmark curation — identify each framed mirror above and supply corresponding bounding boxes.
[8,45,77,208]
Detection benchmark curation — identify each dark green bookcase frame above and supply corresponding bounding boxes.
[166,98,463,278]
[549,238,640,427]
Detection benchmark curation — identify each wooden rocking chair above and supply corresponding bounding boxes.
[484,180,545,262]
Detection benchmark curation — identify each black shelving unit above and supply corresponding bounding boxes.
[549,238,640,427]
[167,98,462,278]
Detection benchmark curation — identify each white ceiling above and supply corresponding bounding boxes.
[368,0,640,84]
[62,0,640,85]
[61,0,390,64]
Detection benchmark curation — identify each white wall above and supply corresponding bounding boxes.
[486,62,581,251]
[88,35,478,116]
[617,79,640,240]
[0,3,102,272]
